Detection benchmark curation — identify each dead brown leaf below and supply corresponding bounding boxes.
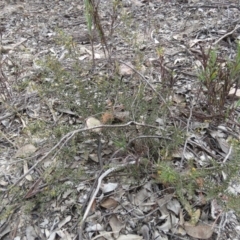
[14,144,37,158]
[184,223,214,239]
[119,62,134,76]
[100,197,118,209]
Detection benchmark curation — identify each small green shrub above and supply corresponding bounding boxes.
[198,43,240,116]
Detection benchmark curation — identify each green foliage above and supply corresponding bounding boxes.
[198,43,240,115]
[84,0,93,32]
[26,120,48,135]
[157,162,179,184]
[156,140,240,216]
[23,201,36,214]
[113,134,128,150]
[55,28,74,52]
[0,204,16,221]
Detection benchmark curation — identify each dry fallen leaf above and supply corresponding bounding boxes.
[101,111,114,124]
[109,215,125,238]
[85,117,102,133]
[117,234,143,240]
[229,87,240,98]
[58,216,71,229]
[100,182,118,193]
[113,111,130,122]
[100,197,118,209]
[15,144,37,158]
[86,224,103,232]
[167,199,181,215]
[23,160,33,181]
[119,62,134,76]
[140,225,150,240]
[91,199,97,213]
[26,225,38,240]
[215,137,230,154]
[184,223,214,239]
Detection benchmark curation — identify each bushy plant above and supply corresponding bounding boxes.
[198,43,240,116]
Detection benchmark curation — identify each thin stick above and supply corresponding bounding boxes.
[214,25,240,45]
[222,145,233,164]
[78,160,137,237]
[180,102,193,167]
[117,60,174,117]
[7,121,157,191]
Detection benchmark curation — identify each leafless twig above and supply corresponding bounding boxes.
[180,102,193,167]
[118,60,168,106]
[214,25,240,45]
[7,121,158,191]
[78,159,137,240]
[127,135,171,148]
[222,145,233,164]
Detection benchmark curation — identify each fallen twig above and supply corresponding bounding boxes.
[7,121,158,191]
[118,60,166,102]
[214,25,240,45]
[180,102,193,168]
[78,160,137,240]
[182,5,240,10]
